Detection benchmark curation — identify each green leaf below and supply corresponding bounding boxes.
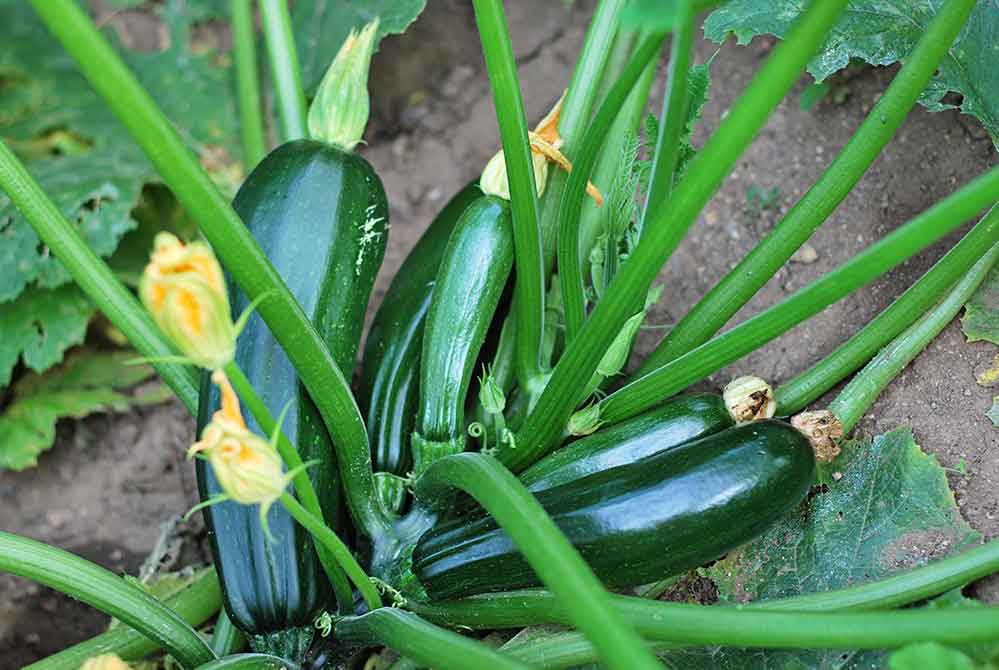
[986,397,999,426]
[0,349,169,471]
[292,0,428,92]
[664,428,980,669]
[800,81,831,111]
[703,0,999,149]
[962,265,999,344]
[674,58,713,183]
[890,644,977,670]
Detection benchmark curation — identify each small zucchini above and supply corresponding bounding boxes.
[412,420,815,599]
[519,393,733,492]
[197,139,388,655]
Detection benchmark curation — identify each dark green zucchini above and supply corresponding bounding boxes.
[358,184,480,511]
[411,196,514,476]
[197,139,387,654]
[412,420,815,599]
[519,393,733,493]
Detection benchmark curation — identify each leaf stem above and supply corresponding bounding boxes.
[0,139,199,413]
[502,0,851,470]
[336,609,532,670]
[0,532,216,669]
[29,0,384,539]
[559,34,666,343]
[472,0,545,386]
[258,0,307,142]
[829,238,999,433]
[231,0,268,167]
[777,204,999,414]
[209,609,246,656]
[591,167,999,426]
[23,569,221,670]
[636,0,977,375]
[414,453,663,670]
[192,654,288,670]
[278,493,383,611]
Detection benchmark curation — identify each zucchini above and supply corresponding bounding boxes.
[197,139,388,655]
[412,420,815,599]
[519,393,733,493]
[358,184,480,511]
[411,196,514,476]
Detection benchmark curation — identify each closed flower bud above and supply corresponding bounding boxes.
[140,233,235,370]
[308,18,380,151]
[723,375,776,423]
[478,369,507,415]
[81,655,132,670]
[568,403,604,436]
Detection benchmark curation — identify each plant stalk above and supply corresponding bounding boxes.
[258,0,307,142]
[231,0,267,168]
[210,609,247,656]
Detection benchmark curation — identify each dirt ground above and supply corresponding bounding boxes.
[2,0,997,665]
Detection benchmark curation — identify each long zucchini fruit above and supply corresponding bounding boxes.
[412,420,815,599]
[197,139,388,656]
[411,195,514,476]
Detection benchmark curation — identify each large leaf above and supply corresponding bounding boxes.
[962,265,999,345]
[664,428,980,669]
[0,350,169,471]
[703,0,999,149]
[292,0,428,92]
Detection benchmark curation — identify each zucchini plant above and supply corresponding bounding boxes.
[3,0,999,669]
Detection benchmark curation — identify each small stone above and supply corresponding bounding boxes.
[791,243,819,264]
[25,632,41,645]
[832,471,843,481]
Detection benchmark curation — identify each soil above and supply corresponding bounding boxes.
[2,0,997,666]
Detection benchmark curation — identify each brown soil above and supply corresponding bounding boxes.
[2,0,997,665]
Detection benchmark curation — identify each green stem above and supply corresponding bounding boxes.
[29,0,383,539]
[223,363,353,609]
[639,1,695,231]
[637,0,976,375]
[414,453,663,670]
[231,0,268,167]
[538,0,626,266]
[829,239,999,433]
[259,0,307,142]
[501,631,669,670]
[278,493,383,611]
[336,609,531,670]
[592,167,999,426]
[210,609,246,656]
[0,139,199,413]
[777,204,999,414]
[559,34,666,343]
[0,532,215,669]
[24,569,221,670]
[472,0,545,385]
[194,654,288,670]
[502,0,851,470]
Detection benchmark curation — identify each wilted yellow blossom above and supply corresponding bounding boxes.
[81,655,133,670]
[481,93,603,205]
[140,232,235,370]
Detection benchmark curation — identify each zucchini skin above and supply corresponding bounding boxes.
[412,420,815,599]
[197,140,387,637]
[519,393,733,493]
[359,184,481,477]
[412,196,514,473]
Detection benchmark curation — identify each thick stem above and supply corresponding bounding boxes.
[210,609,246,656]
[502,0,851,470]
[777,204,999,414]
[0,139,199,413]
[231,0,268,168]
[336,609,531,670]
[591,167,999,426]
[637,0,977,375]
[559,34,666,343]
[415,453,663,670]
[472,0,545,386]
[830,239,999,433]
[0,532,215,669]
[29,0,383,539]
[259,0,307,142]
[191,654,288,670]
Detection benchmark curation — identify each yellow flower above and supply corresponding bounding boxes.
[481,93,603,205]
[189,371,286,514]
[81,655,133,670]
[140,232,235,370]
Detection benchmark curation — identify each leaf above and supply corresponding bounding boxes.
[674,58,713,183]
[291,0,428,92]
[800,81,831,111]
[890,644,978,670]
[0,349,168,471]
[987,397,999,426]
[962,265,999,344]
[703,0,999,150]
[664,428,980,669]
